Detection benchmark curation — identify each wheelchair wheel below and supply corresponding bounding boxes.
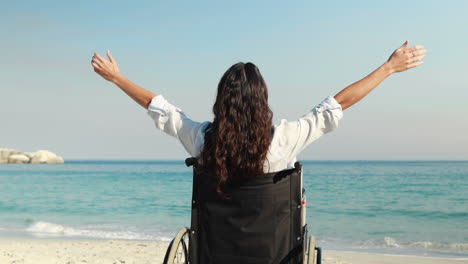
[163,227,189,264]
[307,236,316,264]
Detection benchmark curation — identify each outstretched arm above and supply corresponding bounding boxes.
[91,51,156,109]
[334,40,426,110]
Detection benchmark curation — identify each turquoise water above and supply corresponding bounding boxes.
[0,160,467,258]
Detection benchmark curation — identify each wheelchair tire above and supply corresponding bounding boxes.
[163,227,189,264]
[307,236,316,264]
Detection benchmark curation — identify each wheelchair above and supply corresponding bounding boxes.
[163,158,322,264]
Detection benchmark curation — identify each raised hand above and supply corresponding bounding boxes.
[386,40,426,73]
[90,50,156,108]
[91,50,121,82]
[334,40,427,110]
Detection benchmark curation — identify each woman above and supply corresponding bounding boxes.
[91,40,425,193]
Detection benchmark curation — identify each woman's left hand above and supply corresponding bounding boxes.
[91,50,121,82]
[386,40,426,74]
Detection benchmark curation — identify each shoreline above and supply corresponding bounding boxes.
[0,237,467,264]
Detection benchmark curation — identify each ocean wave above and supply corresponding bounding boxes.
[319,236,468,256]
[25,221,171,241]
[383,237,401,247]
[315,208,468,219]
[383,237,468,252]
[17,222,468,253]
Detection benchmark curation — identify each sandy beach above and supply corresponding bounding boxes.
[0,238,467,264]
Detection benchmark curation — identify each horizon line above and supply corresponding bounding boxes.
[62,158,468,162]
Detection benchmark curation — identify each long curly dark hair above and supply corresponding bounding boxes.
[198,62,273,195]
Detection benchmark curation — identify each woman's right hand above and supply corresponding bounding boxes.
[334,40,427,110]
[386,40,426,74]
[91,50,122,83]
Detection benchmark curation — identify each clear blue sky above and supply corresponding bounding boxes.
[1,0,467,160]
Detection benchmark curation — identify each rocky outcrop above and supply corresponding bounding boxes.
[30,150,64,164]
[0,149,19,163]
[0,149,64,164]
[8,154,31,164]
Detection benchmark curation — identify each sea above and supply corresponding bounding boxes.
[0,160,467,259]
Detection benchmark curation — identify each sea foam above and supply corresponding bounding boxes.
[383,237,468,252]
[25,221,171,241]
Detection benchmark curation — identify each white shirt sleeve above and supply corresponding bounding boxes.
[271,96,343,162]
[147,95,209,157]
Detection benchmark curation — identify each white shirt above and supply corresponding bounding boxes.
[147,95,343,172]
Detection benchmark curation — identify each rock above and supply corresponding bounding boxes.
[30,150,64,164]
[23,152,36,159]
[0,148,19,163]
[0,148,64,164]
[7,154,31,164]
